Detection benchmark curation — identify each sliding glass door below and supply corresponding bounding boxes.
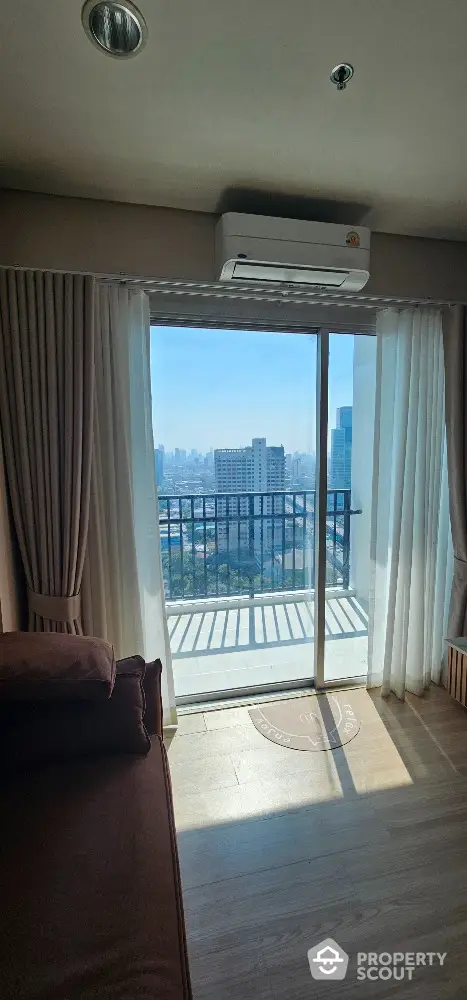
[151,322,375,701]
[151,324,317,702]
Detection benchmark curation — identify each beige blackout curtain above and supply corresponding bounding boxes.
[0,269,95,633]
[81,284,142,653]
[443,305,467,637]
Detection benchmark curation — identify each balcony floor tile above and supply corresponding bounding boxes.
[169,596,368,699]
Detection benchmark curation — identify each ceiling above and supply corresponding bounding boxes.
[1,0,467,239]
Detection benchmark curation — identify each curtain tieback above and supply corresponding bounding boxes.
[27,589,81,623]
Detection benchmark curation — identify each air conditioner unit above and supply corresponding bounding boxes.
[215,213,370,291]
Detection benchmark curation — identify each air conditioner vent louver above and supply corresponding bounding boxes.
[231,262,352,287]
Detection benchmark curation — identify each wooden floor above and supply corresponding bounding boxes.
[167,684,467,999]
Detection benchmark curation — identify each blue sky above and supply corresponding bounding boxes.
[150,326,354,454]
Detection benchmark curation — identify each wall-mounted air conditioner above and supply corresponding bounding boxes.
[215,213,371,291]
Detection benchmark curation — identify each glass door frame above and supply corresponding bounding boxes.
[314,328,371,691]
[314,329,329,690]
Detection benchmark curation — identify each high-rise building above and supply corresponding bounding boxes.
[338,406,353,435]
[291,455,302,485]
[155,447,164,485]
[215,438,285,552]
[330,406,352,488]
[214,438,285,493]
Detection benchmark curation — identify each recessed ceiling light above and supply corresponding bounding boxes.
[82,0,147,58]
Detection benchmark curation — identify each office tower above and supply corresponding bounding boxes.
[155,447,164,485]
[330,406,352,488]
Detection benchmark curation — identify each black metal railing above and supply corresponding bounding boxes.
[158,490,357,602]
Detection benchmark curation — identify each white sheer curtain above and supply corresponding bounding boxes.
[82,285,177,726]
[368,307,452,698]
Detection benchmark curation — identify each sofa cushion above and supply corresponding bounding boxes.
[117,655,163,736]
[0,658,150,768]
[0,632,116,701]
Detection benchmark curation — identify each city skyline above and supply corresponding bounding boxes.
[157,420,348,487]
[157,444,315,458]
[150,326,354,453]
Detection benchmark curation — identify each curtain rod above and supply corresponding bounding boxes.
[0,267,458,309]
[99,278,457,310]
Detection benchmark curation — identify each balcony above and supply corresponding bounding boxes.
[159,490,368,701]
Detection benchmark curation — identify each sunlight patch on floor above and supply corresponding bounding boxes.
[168,688,417,833]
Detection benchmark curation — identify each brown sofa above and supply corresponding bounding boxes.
[0,653,192,1000]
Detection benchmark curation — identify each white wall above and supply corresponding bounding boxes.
[0,190,215,281]
[350,336,377,610]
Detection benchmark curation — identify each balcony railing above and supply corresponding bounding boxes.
[158,489,356,602]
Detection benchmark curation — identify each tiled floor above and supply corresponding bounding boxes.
[167,684,467,999]
[168,595,368,698]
